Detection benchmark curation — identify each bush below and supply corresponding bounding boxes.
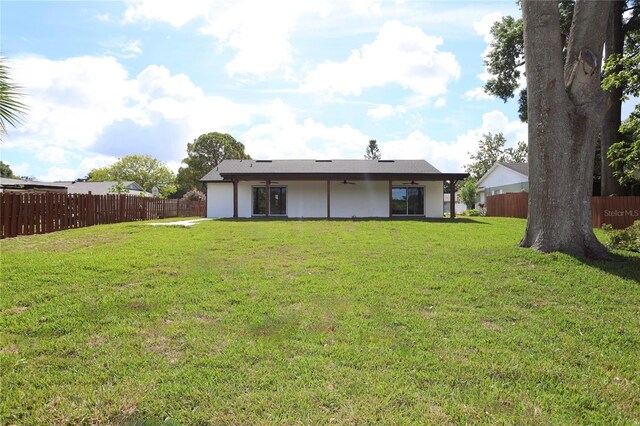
[463,209,481,217]
[181,188,206,201]
[602,221,640,252]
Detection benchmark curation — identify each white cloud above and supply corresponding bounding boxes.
[124,0,332,77]
[241,100,369,159]
[38,167,80,182]
[35,146,68,164]
[464,87,493,101]
[434,97,446,108]
[301,20,460,98]
[6,55,263,179]
[9,163,30,177]
[380,110,527,172]
[473,12,503,44]
[8,55,135,151]
[124,0,210,27]
[367,104,406,120]
[95,13,111,22]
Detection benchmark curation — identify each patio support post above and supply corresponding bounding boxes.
[450,180,457,219]
[327,180,331,218]
[233,179,238,218]
[389,179,393,218]
[265,179,270,217]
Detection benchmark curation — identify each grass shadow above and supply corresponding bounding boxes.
[216,217,489,224]
[579,251,640,283]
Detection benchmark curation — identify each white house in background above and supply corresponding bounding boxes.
[477,162,529,204]
[443,191,466,215]
[201,159,468,219]
[61,181,152,196]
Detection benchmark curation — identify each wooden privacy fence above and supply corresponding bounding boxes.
[486,193,640,229]
[0,193,206,239]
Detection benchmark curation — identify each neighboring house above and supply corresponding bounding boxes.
[62,181,151,196]
[201,159,468,218]
[477,162,529,204]
[0,177,68,193]
[443,191,466,215]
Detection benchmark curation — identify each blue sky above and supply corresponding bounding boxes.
[2,0,533,181]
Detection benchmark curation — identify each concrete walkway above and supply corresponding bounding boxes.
[148,218,211,227]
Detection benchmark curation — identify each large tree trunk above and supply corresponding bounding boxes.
[520,0,612,259]
[601,0,625,196]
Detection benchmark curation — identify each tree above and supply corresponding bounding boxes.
[364,139,381,160]
[603,1,640,191]
[0,160,17,178]
[484,1,639,195]
[609,110,640,187]
[460,178,478,210]
[176,132,250,193]
[88,154,177,197]
[0,58,28,141]
[465,132,527,180]
[520,0,612,258]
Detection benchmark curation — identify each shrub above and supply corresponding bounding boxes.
[181,188,206,201]
[465,209,481,217]
[602,221,640,252]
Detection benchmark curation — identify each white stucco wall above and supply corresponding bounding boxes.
[286,181,328,218]
[331,181,389,217]
[207,179,445,218]
[481,166,527,188]
[423,181,444,217]
[206,183,233,218]
[237,181,255,218]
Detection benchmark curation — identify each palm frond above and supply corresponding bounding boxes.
[0,58,28,138]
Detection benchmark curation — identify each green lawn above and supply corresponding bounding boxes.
[1,218,639,424]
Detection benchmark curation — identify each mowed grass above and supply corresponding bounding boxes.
[1,218,639,424]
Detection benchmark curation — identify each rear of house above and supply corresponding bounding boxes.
[201,159,468,219]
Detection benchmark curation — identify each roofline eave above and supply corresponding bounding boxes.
[202,172,469,182]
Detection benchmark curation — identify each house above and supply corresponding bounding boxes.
[0,177,68,193]
[201,159,468,219]
[62,181,151,196]
[443,191,467,215]
[477,162,528,205]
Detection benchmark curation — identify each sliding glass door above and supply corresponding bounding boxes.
[391,186,424,216]
[252,186,287,216]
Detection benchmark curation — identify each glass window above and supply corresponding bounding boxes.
[252,187,266,215]
[270,187,287,215]
[252,186,287,216]
[407,187,424,215]
[392,187,407,215]
[392,186,424,215]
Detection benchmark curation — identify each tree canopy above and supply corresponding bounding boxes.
[364,139,381,160]
[465,132,527,180]
[459,178,478,210]
[609,110,640,187]
[0,58,28,141]
[0,160,17,178]
[176,132,250,193]
[88,154,177,197]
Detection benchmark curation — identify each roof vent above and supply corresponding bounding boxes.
[378,160,395,163]
[255,160,272,163]
[315,160,332,162]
